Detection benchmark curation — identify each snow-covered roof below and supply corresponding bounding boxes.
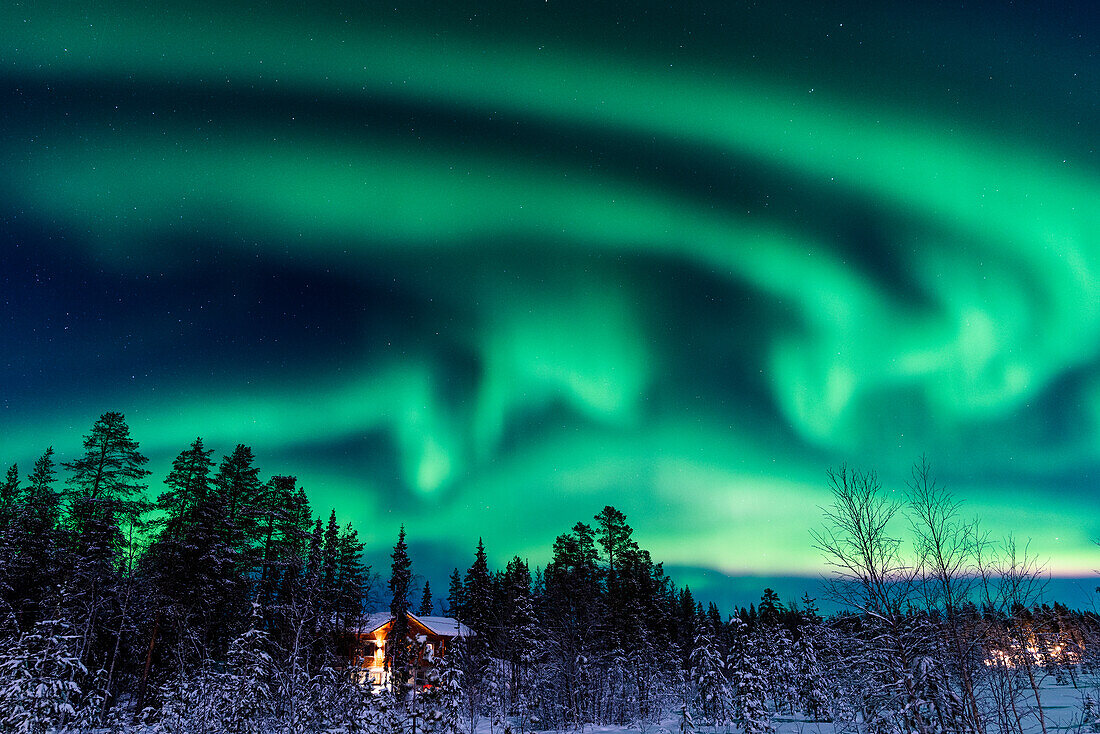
[413,614,474,638]
[360,611,474,638]
[363,612,392,634]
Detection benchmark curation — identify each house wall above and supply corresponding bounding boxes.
[356,617,453,687]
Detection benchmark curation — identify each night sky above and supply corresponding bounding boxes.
[2,1,1099,606]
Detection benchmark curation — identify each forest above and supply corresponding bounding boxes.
[2,411,1100,734]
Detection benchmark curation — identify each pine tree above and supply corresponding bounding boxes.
[305,517,324,597]
[762,625,796,714]
[6,449,64,630]
[0,463,18,533]
[214,444,262,531]
[678,703,695,734]
[271,485,313,666]
[736,632,773,734]
[690,628,730,727]
[389,525,413,705]
[225,622,278,732]
[144,437,245,676]
[320,510,341,629]
[594,507,648,652]
[463,538,493,649]
[0,463,16,636]
[446,569,464,620]
[794,629,829,720]
[758,588,785,628]
[434,641,464,734]
[540,522,602,728]
[252,475,312,643]
[62,412,150,672]
[594,506,632,579]
[799,594,821,625]
[419,581,434,616]
[213,444,263,582]
[333,523,367,643]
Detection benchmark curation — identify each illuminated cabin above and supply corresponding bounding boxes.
[357,612,474,686]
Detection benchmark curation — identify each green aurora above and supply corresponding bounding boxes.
[2,1,1099,603]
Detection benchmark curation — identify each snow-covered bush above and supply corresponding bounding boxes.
[0,618,86,734]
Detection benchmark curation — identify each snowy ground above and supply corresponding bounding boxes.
[110,678,1100,734]
[489,680,1100,734]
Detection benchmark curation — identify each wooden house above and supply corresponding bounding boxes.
[357,611,473,686]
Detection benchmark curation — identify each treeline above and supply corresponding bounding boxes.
[386,462,1100,734]
[5,416,1100,734]
[398,505,827,734]
[0,411,372,731]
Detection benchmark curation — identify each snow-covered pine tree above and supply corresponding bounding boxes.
[157,662,241,734]
[540,522,601,728]
[732,624,773,734]
[503,556,539,730]
[793,627,829,720]
[762,625,797,714]
[690,628,731,728]
[479,656,504,734]
[436,641,465,734]
[68,667,110,731]
[0,616,86,734]
[224,621,278,733]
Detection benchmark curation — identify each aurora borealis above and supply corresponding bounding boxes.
[2,1,1099,605]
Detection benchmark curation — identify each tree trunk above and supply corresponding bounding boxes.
[134,613,161,719]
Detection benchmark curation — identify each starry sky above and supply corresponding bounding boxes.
[2,1,1099,608]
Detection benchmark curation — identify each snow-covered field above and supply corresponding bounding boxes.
[437,679,1098,734]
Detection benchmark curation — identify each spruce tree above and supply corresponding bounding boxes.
[419,581,434,616]
[253,476,290,614]
[541,523,602,727]
[734,629,773,734]
[794,629,829,720]
[213,444,263,581]
[334,523,367,641]
[0,463,18,532]
[8,448,63,627]
[139,437,248,707]
[271,485,312,658]
[690,629,730,727]
[463,539,493,649]
[758,588,784,627]
[0,463,19,632]
[446,569,464,619]
[388,525,413,704]
[320,510,341,626]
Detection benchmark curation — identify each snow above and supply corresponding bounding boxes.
[360,611,474,637]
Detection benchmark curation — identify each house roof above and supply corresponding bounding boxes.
[361,611,474,638]
[414,615,474,637]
